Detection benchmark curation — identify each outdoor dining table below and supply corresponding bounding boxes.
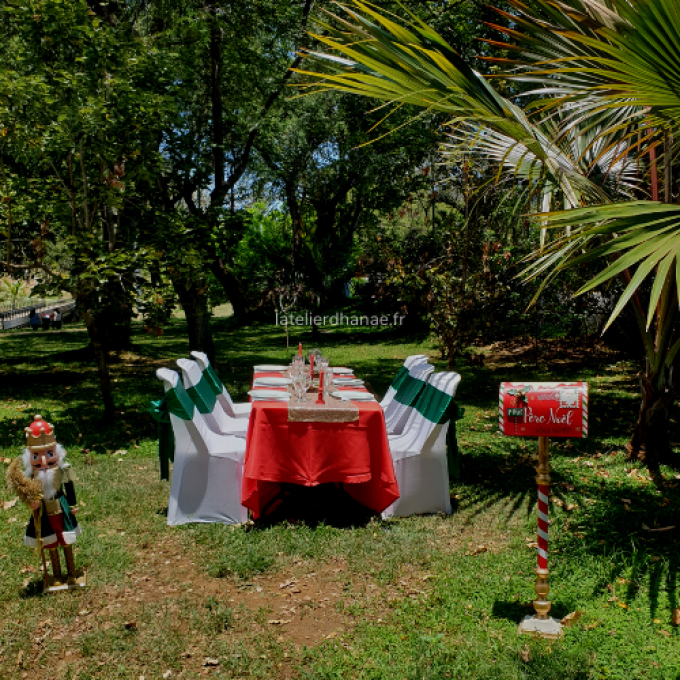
[242,369,400,519]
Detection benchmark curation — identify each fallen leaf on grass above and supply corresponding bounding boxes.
[16,650,23,668]
[268,619,291,625]
[19,565,35,574]
[2,457,12,464]
[672,608,680,627]
[550,496,564,508]
[125,621,137,630]
[162,672,172,679]
[565,503,577,512]
[203,658,219,667]
[2,499,17,510]
[465,545,487,556]
[583,620,600,630]
[642,524,676,532]
[659,630,671,637]
[520,646,530,662]
[561,611,582,627]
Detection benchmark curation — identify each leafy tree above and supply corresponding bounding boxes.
[0,0,177,418]
[253,88,440,309]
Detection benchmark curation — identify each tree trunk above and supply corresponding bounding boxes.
[173,277,216,364]
[286,182,304,272]
[79,304,116,422]
[209,259,248,319]
[628,373,675,469]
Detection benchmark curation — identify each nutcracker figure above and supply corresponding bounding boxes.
[6,415,85,591]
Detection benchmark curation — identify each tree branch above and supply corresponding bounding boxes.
[211,0,316,209]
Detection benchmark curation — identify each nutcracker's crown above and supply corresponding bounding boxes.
[25,414,56,452]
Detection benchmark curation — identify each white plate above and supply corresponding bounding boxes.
[253,377,292,387]
[333,378,364,386]
[332,367,354,374]
[332,390,375,401]
[254,365,289,372]
[248,389,291,401]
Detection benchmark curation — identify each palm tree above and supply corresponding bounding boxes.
[295,0,680,468]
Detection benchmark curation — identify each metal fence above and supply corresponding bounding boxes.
[0,299,76,331]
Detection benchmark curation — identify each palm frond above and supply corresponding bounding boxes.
[524,201,680,330]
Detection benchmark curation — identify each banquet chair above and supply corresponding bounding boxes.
[383,362,434,434]
[379,355,429,410]
[176,358,248,438]
[382,371,461,518]
[156,368,248,526]
[190,351,252,419]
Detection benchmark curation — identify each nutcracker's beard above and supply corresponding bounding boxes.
[34,467,59,501]
[21,445,67,502]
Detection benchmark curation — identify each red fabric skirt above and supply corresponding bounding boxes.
[241,398,399,519]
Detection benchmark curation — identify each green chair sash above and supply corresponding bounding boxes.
[390,366,409,392]
[413,382,453,423]
[202,364,225,396]
[186,375,218,415]
[410,380,465,479]
[393,373,427,407]
[150,384,195,481]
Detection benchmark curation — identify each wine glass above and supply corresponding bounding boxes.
[291,370,304,403]
[323,368,333,396]
[302,371,312,399]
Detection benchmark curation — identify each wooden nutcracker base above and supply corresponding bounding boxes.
[40,568,87,594]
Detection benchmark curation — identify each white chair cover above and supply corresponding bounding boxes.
[156,368,248,526]
[382,371,461,518]
[379,355,429,409]
[383,363,434,434]
[190,351,251,419]
[176,358,248,438]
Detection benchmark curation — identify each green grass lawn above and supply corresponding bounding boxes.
[1,318,679,679]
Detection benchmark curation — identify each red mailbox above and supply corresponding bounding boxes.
[499,382,588,438]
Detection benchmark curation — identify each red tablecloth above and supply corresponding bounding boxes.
[242,371,399,518]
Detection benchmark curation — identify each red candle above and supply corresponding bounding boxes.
[316,370,325,404]
[298,342,302,357]
[309,353,314,380]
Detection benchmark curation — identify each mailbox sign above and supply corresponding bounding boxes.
[499,382,588,438]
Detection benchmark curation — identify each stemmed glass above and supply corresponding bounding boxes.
[289,355,304,380]
[323,368,334,396]
[291,367,305,403]
[318,355,329,374]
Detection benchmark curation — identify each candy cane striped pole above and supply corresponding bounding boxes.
[533,436,552,620]
[581,386,588,438]
[537,481,549,570]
